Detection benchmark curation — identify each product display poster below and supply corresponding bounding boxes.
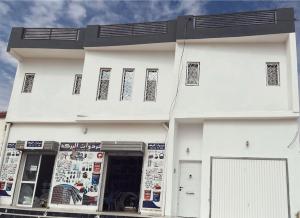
[0,143,21,198]
[142,143,165,211]
[50,142,104,206]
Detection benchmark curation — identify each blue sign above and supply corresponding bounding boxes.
[26,141,43,149]
[60,142,101,152]
[148,143,165,150]
[7,143,16,149]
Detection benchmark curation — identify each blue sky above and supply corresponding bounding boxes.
[0,0,299,111]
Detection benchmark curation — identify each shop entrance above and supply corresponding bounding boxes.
[103,155,143,212]
[17,153,56,208]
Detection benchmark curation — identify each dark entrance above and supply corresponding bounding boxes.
[103,156,143,212]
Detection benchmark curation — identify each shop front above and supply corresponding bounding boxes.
[0,141,166,217]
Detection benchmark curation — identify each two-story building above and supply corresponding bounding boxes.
[0,7,299,218]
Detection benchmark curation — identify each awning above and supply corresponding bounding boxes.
[16,140,59,152]
[100,141,145,153]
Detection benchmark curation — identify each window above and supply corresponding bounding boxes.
[22,73,35,93]
[120,68,134,101]
[186,62,200,86]
[97,68,111,100]
[72,74,82,94]
[144,69,158,102]
[266,62,280,86]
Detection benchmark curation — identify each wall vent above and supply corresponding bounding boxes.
[23,28,80,40]
[98,21,168,37]
[195,10,276,29]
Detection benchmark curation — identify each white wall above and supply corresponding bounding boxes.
[7,58,84,122]
[6,34,297,123]
[174,41,293,115]
[166,119,300,218]
[79,50,174,120]
[8,123,167,143]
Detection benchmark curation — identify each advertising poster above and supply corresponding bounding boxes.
[50,142,104,206]
[141,143,165,211]
[0,143,21,198]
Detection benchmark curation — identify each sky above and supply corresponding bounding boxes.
[0,0,299,111]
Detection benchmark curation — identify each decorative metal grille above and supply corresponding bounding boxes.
[97,69,111,100]
[186,62,200,86]
[266,62,280,86]
[22,73,35,93]
[144,69,158,102]
[120,69,135,101]
[73,74,82,95]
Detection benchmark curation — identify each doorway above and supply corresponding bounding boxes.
[17,153,56,208]
[177,161,202,218]
[103,155,143,212]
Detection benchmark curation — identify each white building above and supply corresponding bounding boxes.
[0,8,299,218]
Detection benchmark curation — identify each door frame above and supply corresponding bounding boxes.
[99,152,144,212]
[177,160,202,217]
[16,153,42,207]
[14,152,57,208]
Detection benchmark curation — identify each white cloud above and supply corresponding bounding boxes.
[67,2,87,25]
[0,1,10,16]
[0,40,17,67]
[22,1,65,27]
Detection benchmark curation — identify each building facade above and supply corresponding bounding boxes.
[0,8,299,218]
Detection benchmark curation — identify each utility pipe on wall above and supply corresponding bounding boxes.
[0,122,12,172]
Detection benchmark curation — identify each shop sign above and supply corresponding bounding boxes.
[50,142,104,207]
[142,143,165,211]
[0,143,21,198]
[60,142,101,152]
[25,141,43,149]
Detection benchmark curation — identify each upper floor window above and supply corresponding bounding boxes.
[21,73,35,93]
[97,68,111,100]
[144,69,158,102]
[266,62,280,86]
[120,68,134,101]
[186,62,200,86]
[72,74,82,95]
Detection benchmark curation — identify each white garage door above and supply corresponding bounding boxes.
[210,158,290,218]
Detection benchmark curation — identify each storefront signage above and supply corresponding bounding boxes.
[0,143,21,198]
[142,143,165,211]
[50,142,104,207]
[60,142,101,152]
[7,143,16,149]
[25,141,43,149]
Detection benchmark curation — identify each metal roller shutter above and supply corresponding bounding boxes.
[210,158,290,218]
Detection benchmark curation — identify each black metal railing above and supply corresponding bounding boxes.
[98,21,168,38]
[195,10,276,29]
[22,28,80,40]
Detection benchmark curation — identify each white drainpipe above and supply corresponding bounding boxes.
[0,122,12,172]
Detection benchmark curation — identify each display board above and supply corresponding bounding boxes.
[141,143,165,211]
[50,142,104,206]
[0,143,22,198]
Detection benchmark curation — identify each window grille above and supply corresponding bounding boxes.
[97,68,111,100]
[120,68,135,101]
[73,74,82,95]
[144,69,158,101]
[266,62,280,86]
[22,73,35,93]
[186,62,200,86]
